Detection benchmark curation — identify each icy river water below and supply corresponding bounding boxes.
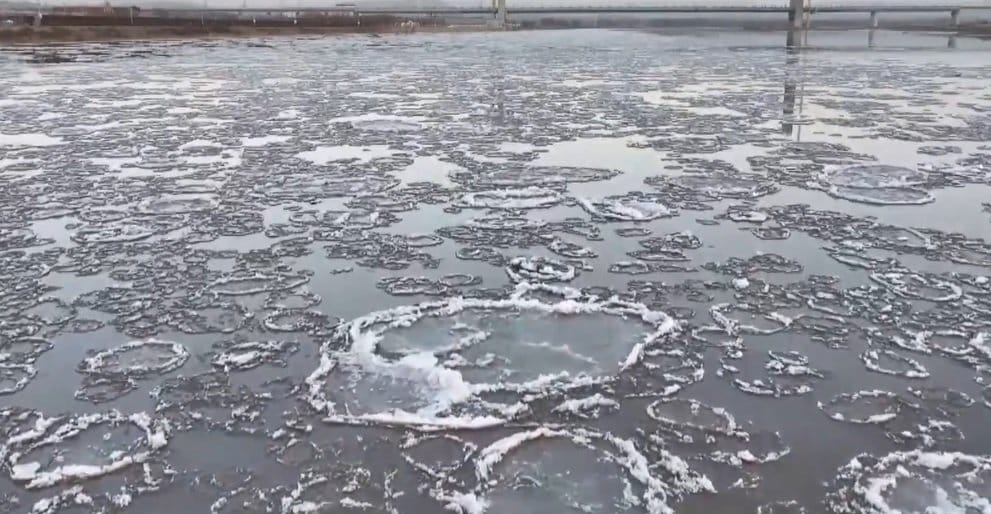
[1,27,991,513]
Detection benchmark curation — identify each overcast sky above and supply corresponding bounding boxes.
[30,0,991,11]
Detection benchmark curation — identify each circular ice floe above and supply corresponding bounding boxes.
[71,222,155,244]
[277,460,386,513]
[823,165,934,205]
[439,427,712,514]
[209,340,299,371]
[151,371,267,433]
[402,433,477,478]
[262,309,338,333]
[869,272,962,303]
[825,165,927,189]
[3,411,169,490]
[885,418,965,449]
[576,195,675,222]
[376,276,450,296]
[0,337,53,364]
[758,501,805,514]
[860,349,930,379]
[457,188,563,210]
[631,346,705,397]
[0,364,36,395]
[818,390,903,424]
[304,283,677,428]
[170,303,250,334]
[548,238,597,259]
[751,226,791,240]
[454,166,620,189]
[724,350,822,398]
[551,393,619,419]
[78,339,189,377]
[210,272,310,296]
[19,298,76,326]
[709,303,792,336]
[75,339,189,403]
[350,118,423,132]
[137,195,218,215]
[878,328,985,360]
[506,256,578,283]
[647,398,741,436]
[377,275,483,297]
[829,186,934,206]
[649,173,778,200]
[826,450,991,514]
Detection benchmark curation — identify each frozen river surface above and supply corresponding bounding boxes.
[1,28,991,514]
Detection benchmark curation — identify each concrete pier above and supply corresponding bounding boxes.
[869,10,879,28]
[788,0,804,29]
[951,9,960,27]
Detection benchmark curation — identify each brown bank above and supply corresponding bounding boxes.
[0,12,487,43]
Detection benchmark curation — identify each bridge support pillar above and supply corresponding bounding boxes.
[951,9,960,27]
[496,0,507,28]
[788,0,804,29]
[869,11,879,29]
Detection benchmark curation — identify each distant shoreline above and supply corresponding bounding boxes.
[0,23,493,44]
[1,19,989,45]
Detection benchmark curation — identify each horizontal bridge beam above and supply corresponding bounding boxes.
[161,6,974,15]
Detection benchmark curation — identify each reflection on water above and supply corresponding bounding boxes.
[1,27,991,514]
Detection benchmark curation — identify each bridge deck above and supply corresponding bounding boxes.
[168,6,973,15]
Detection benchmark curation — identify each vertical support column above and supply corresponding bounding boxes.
[782,30,800,137]
[497,0,507,29]
[951,9,960,27]
[788,0,803,30]
[869,11,878,29]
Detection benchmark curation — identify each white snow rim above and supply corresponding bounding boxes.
[438,425,714,514]
[304,282,678,429]
[4,410,170,490]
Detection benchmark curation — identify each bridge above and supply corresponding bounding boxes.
[18,1,985,31]
[163,1,986,30]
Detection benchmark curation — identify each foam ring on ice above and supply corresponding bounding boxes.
[451,426,713,514]
[0,363,36,395]
[210,273,310,296]
[646,398,742,436]
[860,349,930,379]
[0,337,53,364]
[869,272,963,303]
[457,187,563,210]
[505,256,578,283]
[3,411,169,489]
[77,338,189,377]
[826,450,991,514]
[303,282,677,429]
[576,195,675,222]
[758,500,805,514]
[210,340,299,371]
[70,223,155,244]
[401,433,477,479]
[818,390,903,424]
[822,165,934,206]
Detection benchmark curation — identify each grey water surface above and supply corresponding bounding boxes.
[1,27,990,514]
